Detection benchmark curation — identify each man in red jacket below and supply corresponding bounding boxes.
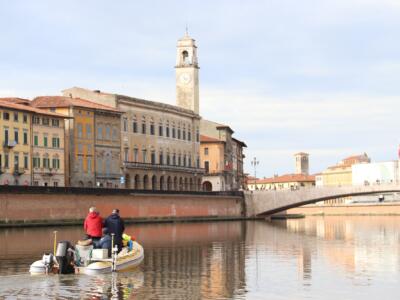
[84,207,102,241]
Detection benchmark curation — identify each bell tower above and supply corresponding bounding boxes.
[175,32,199,114]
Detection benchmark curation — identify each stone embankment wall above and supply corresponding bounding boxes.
[287,203,400,215]
[0,187,244,227]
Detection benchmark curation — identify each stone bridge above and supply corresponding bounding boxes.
[244,184,400,217]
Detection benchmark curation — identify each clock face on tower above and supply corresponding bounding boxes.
[179,73,192,84]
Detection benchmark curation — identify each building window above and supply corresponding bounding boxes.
[133,120,138,133]
[150,122,155,135]
[23,131,28,145]
[14,129,18,144]
[52,119,59,127]
[14,112,18,122]
[188,130,191,141]
[205,161,209,173]
[42,118,49,126]
[159,124,163,136]
[172,124,176,138]
[33,116,40,124]
[159,152,163,165]
[142,120,146,134]
[52,158,60,169]
[87,158,92,173]
[34,134,38,146]
[4,154,9,168]
[33,156,40,168]
[123,118,128,132]
[105,125,111,140]
[183,154,186,167]
[97,157,103,173]
[178,154,182,166]
[142,149,147,163]
[87,144,92,154]
[173,153,176,166]
[97,125,103,140]
[53,182,58,187]
[204,148,209,155]
[196,128,199,142]
[166,125,170,137]
[24,154,28,169]
[86,124,92,138]
[52,137,60,148]
[43,157,50,169]
[151,151,156,164]
[77,123,83,138]
[3,112,9,120]
[14,154,19,170]
[124,148,129,161]
[4,128,8,144]
[188,156,192,167]
[183,126,186,140]
[23,114,28,123]
[43,136,48,147]
[133,148,138,162]
[167,153,170,165]
[177,128,181,139]
[197,156,200,168]
[105,156,111,175]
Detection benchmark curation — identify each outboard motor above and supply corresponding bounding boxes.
[42,253,55,274]
[56,241,75,274]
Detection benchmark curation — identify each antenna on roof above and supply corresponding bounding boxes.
[185,24,189,36]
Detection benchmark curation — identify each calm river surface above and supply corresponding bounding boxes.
[1,216,400,299]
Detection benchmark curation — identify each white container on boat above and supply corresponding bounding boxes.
[92,249,108,259]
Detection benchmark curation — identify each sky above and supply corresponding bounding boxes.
[1,0,400,177]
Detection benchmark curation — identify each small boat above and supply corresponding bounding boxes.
[30,239,144,275]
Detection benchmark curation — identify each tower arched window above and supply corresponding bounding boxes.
[182,50,190,64]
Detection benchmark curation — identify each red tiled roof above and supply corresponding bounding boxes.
[0,99,68,118]
[200,135,222,143]
[255,173,316,184]
[31,96,121,113]
[0,97,30,104]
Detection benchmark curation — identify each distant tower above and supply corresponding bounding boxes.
[175,31,200,114]
[294,152,309,175]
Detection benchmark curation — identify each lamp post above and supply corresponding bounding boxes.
[251,157,259,190]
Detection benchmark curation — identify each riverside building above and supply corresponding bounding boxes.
[0,98,67,186]
[31,96,122,188]
[61,33,204,191]
[200,120,246,191]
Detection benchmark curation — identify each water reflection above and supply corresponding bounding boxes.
[1,217,400,299]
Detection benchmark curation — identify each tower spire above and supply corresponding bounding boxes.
[185,24,189,36]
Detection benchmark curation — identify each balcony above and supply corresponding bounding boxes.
[13,168,25,176]
[123,161,205,174]
[3,140,17,148]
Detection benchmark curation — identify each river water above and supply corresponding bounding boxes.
[1,216,400,299]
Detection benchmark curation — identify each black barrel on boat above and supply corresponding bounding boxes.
[56,241,75,274]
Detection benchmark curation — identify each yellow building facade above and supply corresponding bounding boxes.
[0,101,32,185]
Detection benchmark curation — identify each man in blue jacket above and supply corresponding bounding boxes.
[93,227,112,257]
[104,208,125,251]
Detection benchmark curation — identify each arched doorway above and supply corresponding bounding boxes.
[202,181,212,191]
[125,174,130,189]
[174,177,178,191]
[167,176,172,191]
[151,175,157,190]
[143,175,149,190]
[134,174,140,189]
[179,177,183,191]
[160,176,165,191]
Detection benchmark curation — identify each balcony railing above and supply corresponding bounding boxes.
[123,161,205,174]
